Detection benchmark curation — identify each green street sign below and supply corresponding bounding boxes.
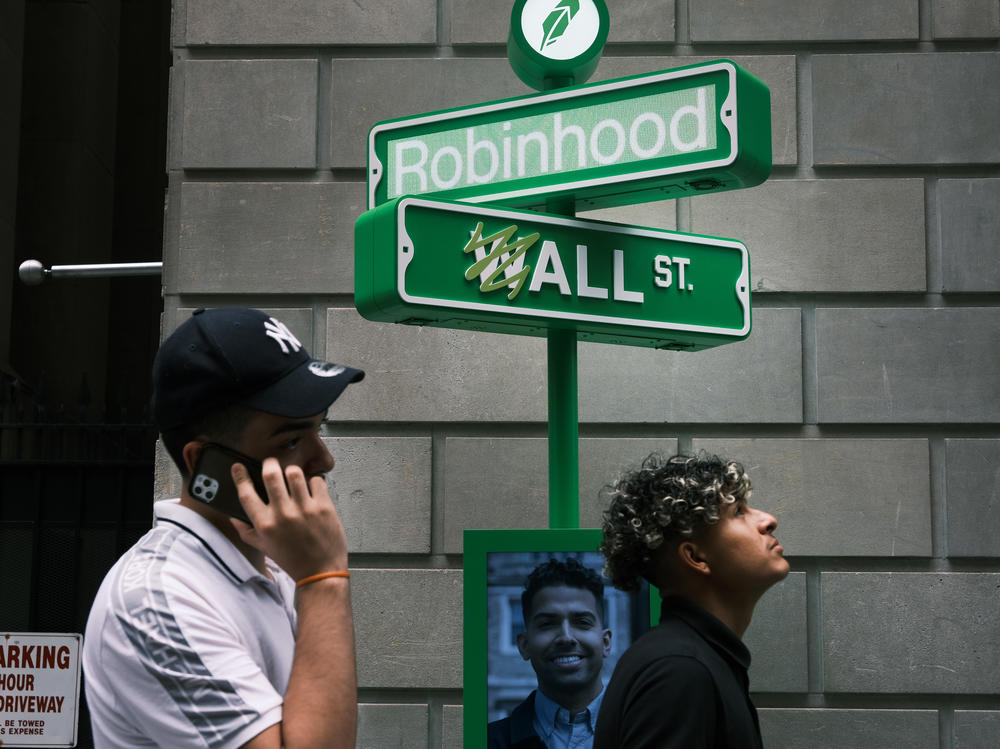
[355,196,751,350]
[367,59,771,212]
[507,0,610,90]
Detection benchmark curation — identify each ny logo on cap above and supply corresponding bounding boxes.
[264,318,302,354]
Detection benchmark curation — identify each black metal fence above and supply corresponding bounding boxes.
[0,372,157,748]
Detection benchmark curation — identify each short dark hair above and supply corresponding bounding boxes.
[152,307,363,475]
[521,558,607,626]
[599,452,752,592]
[160,402,256,477]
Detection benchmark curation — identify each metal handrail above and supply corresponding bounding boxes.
[18,259,162,285]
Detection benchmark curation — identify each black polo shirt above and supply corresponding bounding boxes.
[593,596,763,749]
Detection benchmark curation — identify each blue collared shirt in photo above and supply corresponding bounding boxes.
[532,687,606,749]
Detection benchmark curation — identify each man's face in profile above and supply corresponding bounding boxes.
[517,584,612,704]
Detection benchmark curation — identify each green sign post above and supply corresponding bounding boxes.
[354,9,771,739]
[506,0,612,528]
[355,196,751,350]
[366,59,772,212]
[355,3,771,543]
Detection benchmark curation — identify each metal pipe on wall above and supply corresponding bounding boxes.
[18,259,163,286]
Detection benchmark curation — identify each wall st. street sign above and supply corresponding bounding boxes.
[355,196,751,350]
[367,59,771,212]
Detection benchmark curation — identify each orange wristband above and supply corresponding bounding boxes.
[296,571,350,588]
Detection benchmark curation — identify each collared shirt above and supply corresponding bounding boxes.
[594,596,763,749]
[83,500,297,749]
[533,687,605,749]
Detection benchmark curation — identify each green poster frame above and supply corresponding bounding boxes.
[463,528,658,748]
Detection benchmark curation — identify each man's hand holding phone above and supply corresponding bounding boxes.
[229,458,349,582]
[188,443,270,524]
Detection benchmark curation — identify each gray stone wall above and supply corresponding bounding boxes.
[163,1,1000,746]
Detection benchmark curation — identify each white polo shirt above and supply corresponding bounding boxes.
[83,500,297,748]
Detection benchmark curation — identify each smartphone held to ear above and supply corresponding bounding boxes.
[189,443,268,524]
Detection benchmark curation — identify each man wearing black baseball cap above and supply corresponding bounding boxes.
[83,307,364,749]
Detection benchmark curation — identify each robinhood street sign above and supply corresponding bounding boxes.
[355,196,750,350]
[367,59,771,212]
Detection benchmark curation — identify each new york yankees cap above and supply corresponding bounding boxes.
[151,307,364,433]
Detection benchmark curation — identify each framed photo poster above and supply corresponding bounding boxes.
[463,528,654,748]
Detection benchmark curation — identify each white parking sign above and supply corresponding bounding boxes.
[0,634,81,747]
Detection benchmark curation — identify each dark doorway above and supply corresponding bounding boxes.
[2,2,171,746]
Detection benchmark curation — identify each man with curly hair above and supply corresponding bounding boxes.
[489,558,613,749]
[593,453,789,749]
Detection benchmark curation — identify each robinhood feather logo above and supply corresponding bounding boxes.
[463,222,539,301]
[540,0,580,51]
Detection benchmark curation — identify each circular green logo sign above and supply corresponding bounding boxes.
[508,0,610,91]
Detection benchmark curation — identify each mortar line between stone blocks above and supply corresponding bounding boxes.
[437,0,454,55]
[430,426,447,556]
[797,52,814,176]
[929,436,949,561]
[676,196,691,234]
[313,303,327,362]
[939,706,955,749]
[919,0,933,43]
[800,304,818,426]
[428,693,443,749]
[805,562,824,695]
[316,55,332,173]
[675,0,691,47]
[925,177,942,294]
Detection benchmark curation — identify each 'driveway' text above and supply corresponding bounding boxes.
[1,695,65,713]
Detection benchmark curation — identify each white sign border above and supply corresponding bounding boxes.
[394,196,751,339]
[0,632,82,748]
[368,61,740,211]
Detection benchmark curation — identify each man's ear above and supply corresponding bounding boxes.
[677,540,711,577]
[601,628,612,658]
[181,440,206,478]
[516,631,531,661]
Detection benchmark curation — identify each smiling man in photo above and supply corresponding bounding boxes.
[488,558,613,749]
